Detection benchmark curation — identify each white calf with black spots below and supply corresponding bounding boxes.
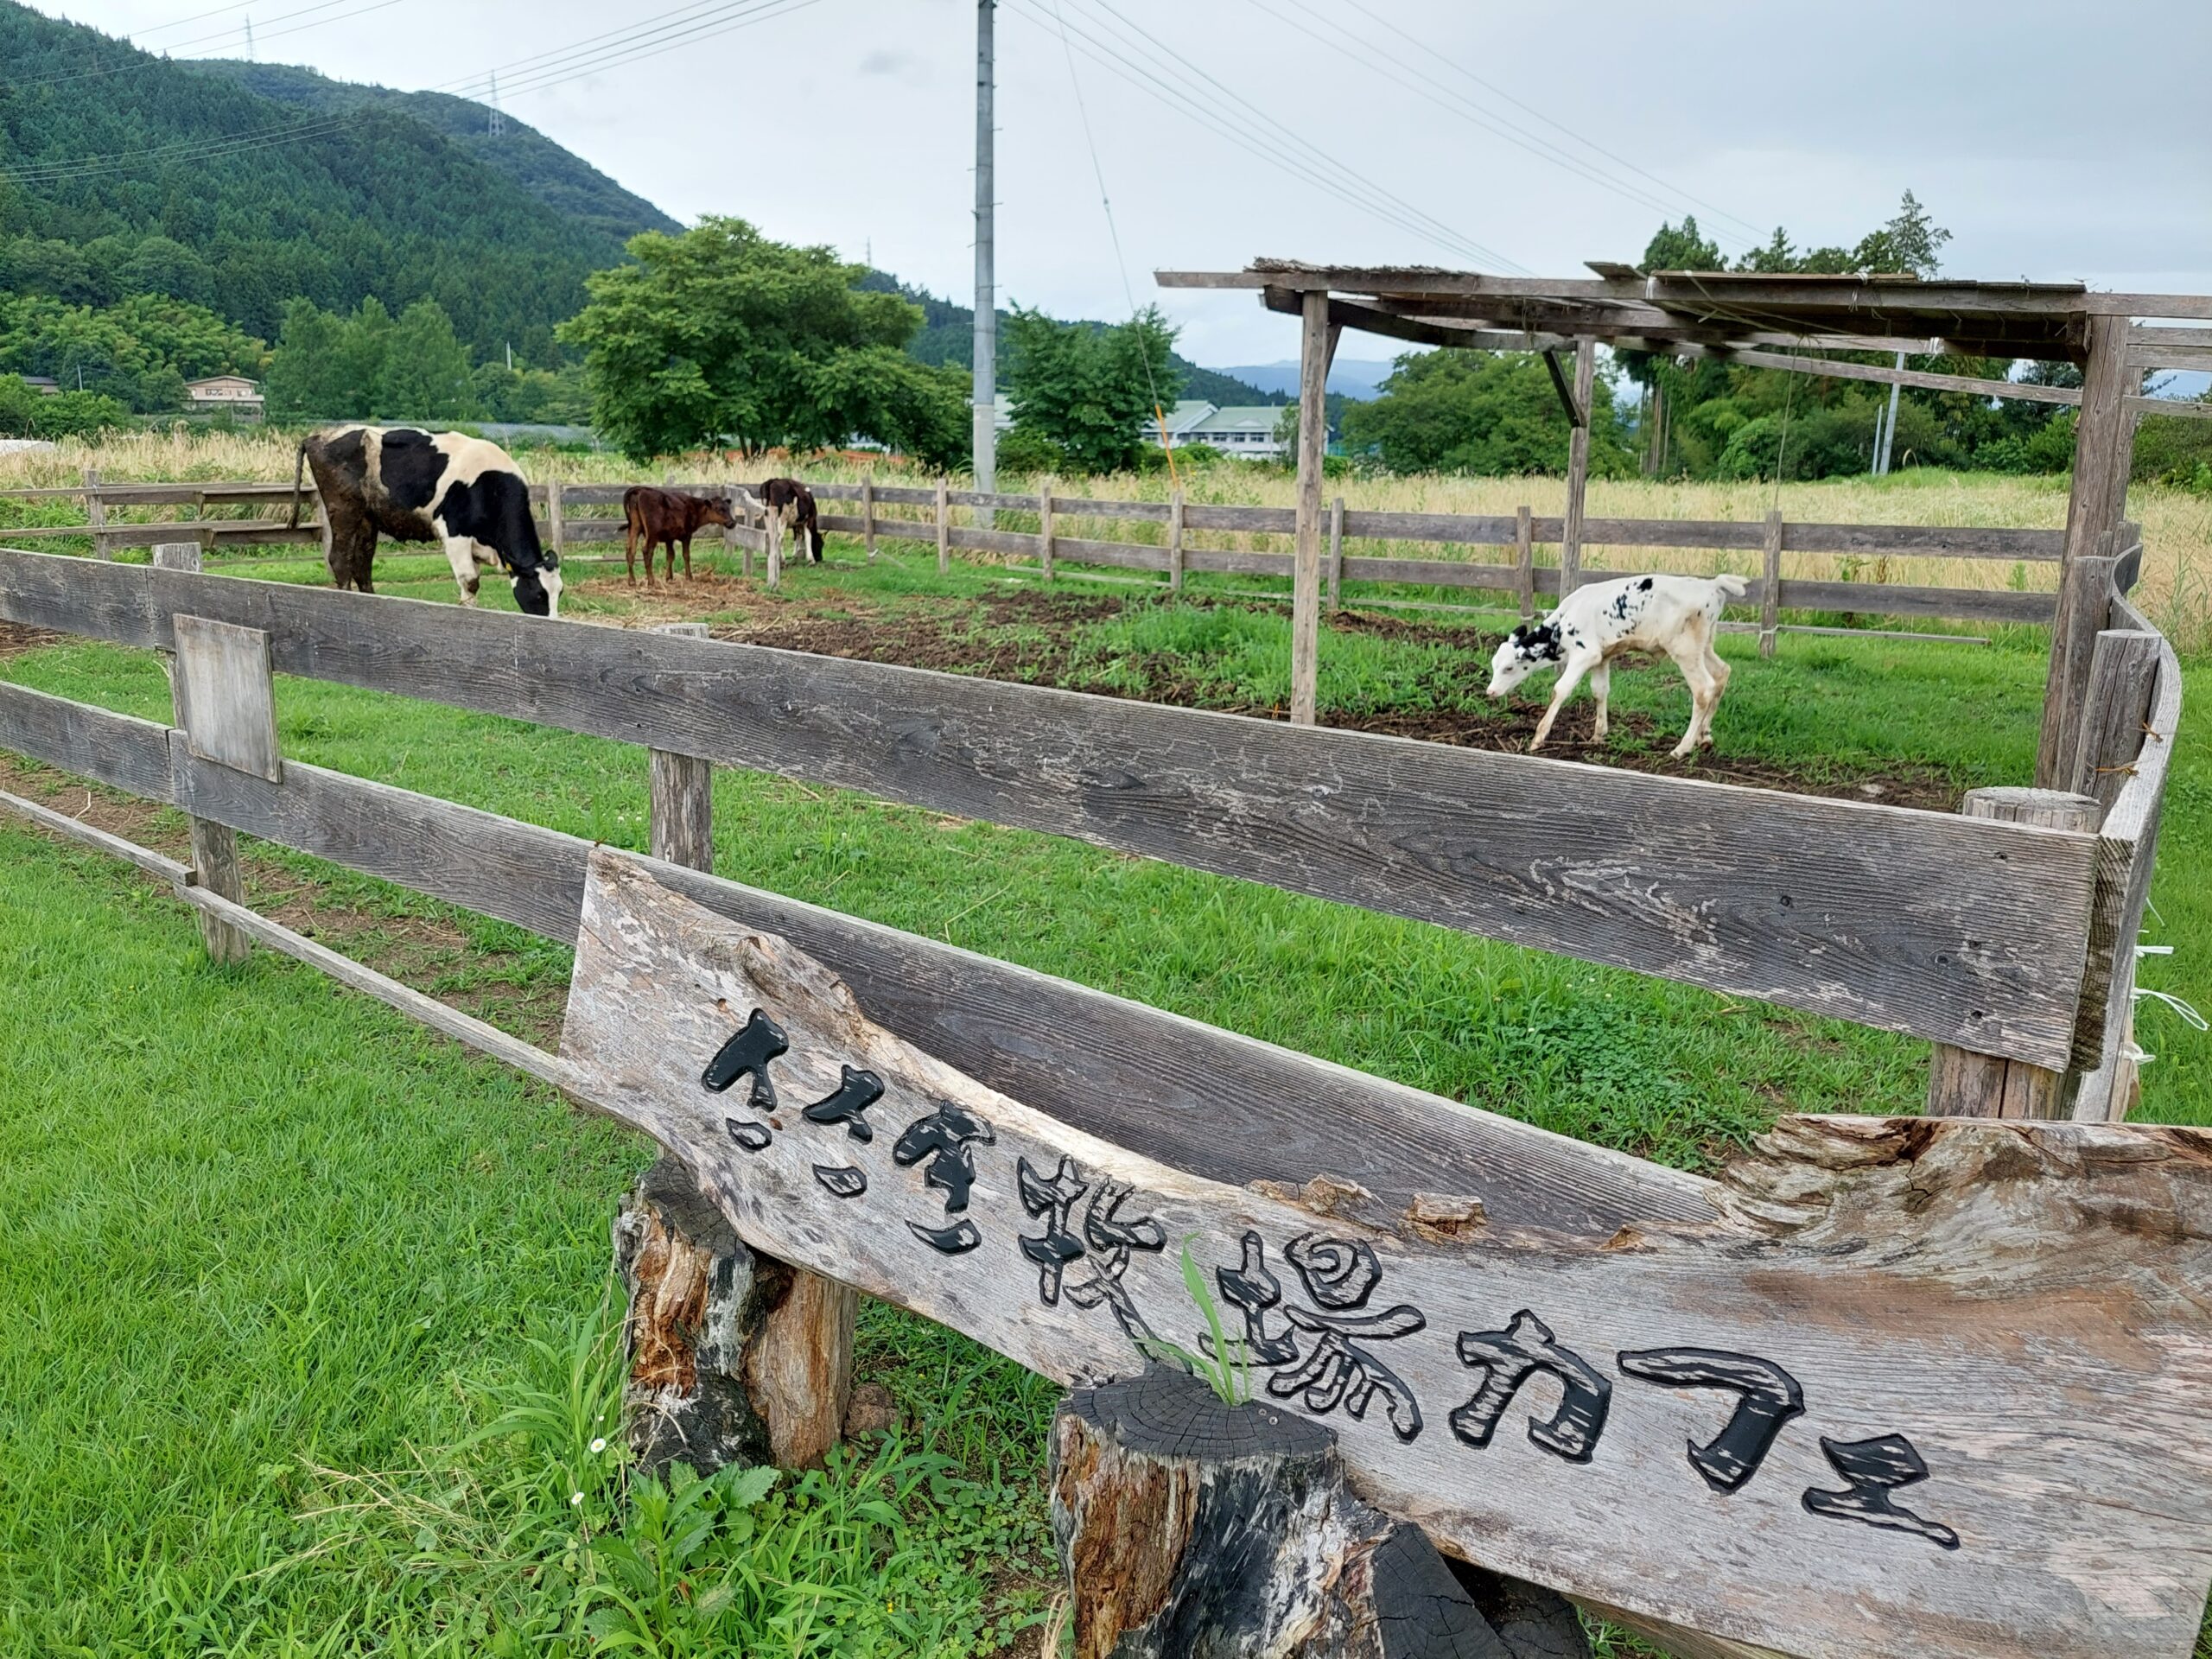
[1487,573,1748,758]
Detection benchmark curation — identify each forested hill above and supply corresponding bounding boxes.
[0,1,651,359]
[188,60,680,247]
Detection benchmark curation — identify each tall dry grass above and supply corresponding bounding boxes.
[5,429,2206,646]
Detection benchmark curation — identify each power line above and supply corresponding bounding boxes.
[1004,0,1522,270]
[1248,0,1755,251]
[1332,0,1770,245]
[1065,0,1526,270]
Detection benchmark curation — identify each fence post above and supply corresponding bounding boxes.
[1325,495,1344,612]
[153,543,251,964]
[1559,338,1594,601]
[861,470,876,563]
[1758,509,1783,658]
[1039,481,1055,581]
[724,486,753,582]
[766,505,783,591]
[619,687,857,1474]
[935,476,950,575]
[1925,786,2101,1118]
[85,467,110,560]
[544,478,564,562]
[1167,487,1185,594]
[1514,505,1535,621]
[1289,288,1335,727]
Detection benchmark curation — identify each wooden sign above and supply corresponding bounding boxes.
[560,850,2212,1659]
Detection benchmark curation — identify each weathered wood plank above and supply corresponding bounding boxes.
[561,852,2212,1659]
[0,553,2101,1065]
[1179,546,1294,577]
[153,545,248,963]
[156,748,1717,1236]
[1759,511,1783,658]
[1773,579,2054,623]
[1167,489,1185,593]
[172,615,282,783]
[1049,537,1168,572]
[1338,511,1522,545]
[1182,504,1299,534]
[946,524,1039,557]
[0,679,175,800]
[1291,290,1333,727]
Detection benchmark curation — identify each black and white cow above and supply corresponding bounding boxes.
[289,426,563,617]
[1487,572,1746,757]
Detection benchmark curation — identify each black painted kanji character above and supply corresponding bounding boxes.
[803,1065,884,1142]
[1062,1179,1168,1344]
[813,1164,867,1198]
[1206,1230,1425,1442]
[892,1100,995,1215]
[908,1218,982,1255]
[1210,1231,1298,1366]
[1616,1347,1805,1493]
[726,1118,772,1153]
[1017,1156,1089,1303]
[701,1009,787,1113]
[1802,1434,1959,1550]
[1452,1310,1611,1463]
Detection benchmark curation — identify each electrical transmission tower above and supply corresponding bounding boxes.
[488,73,505,137]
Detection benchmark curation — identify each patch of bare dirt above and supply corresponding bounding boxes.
[0,619,65,659]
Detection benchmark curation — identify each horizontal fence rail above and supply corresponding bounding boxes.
[0,548,2103,1067]
[0,673,1714,1240]
[1,475,2068,625]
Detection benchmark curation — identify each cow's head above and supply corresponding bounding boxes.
[699,495,736,531]
[512,556,563,619]
[1486,622,1562,697]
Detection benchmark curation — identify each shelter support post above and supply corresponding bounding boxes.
[544,480,564,560]
[620,639,857,1474]
[1515,504,1535,620]
[153,543,251,964]
[2039,315,2139,785]
[1290,292,1338,726]
[1560,339,1595,600]
[1924,786,2100,1118]
[1167,487,1185,593]
[1759,509,1783,658]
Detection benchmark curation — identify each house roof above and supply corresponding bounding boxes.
[1190,405,1287,434]
[184,375,261,391]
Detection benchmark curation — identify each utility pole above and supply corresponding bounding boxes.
[1876,348,1904,475]
[972,0,996,525]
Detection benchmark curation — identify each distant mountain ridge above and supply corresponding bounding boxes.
[1217,360,1397,402]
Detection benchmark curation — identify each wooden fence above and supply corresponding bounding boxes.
[0,542,2200,1658]
[0,474,2071,639]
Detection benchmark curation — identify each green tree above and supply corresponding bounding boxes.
[264,299,353,419]
[1002,307,1180,474]
[377,299,479,420]
[559,217,969,465]
[1341,350,1632,477]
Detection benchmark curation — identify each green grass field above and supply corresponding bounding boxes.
[3,537,2207,1656]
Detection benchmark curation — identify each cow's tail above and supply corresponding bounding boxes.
[1713,573,1749,600]
[288,436,311,531]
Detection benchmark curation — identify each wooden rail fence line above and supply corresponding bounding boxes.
[0,548,2113,1071]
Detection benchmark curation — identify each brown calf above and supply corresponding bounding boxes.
[622,486,735,585]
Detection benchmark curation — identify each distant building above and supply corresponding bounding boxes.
[1147,401,1331,462]
[183,375,264,418]
[19,375,60,397]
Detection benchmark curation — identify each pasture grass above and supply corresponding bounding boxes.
[2,525,2209,1655]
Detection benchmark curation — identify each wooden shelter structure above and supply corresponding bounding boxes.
[1156,260,2212,781]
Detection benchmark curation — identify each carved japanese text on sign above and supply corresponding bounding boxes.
[559,850,2212,1659]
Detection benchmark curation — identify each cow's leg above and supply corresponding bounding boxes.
[1588,661,1612,742]
[1664,641,1717,758]
[1698,641,1732,747]
[625,519,639,585]
[1529,654,1595,753]
[442,537,483,606]
[679,534,694,582]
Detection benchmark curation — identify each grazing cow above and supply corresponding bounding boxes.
[622,486,736,585]
[289,426,563,617]
[1487,572,1748,758]
[754,477,823,563]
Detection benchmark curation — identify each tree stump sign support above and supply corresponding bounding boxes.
[1052,1366,1588,1659]
[616,680,856,1473]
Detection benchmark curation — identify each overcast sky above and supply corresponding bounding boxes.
[36,0,2212,370]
